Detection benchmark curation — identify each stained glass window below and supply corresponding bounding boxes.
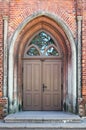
[30,32,55,54]
[45,47,59,56]
[26,32,59,56]
[27,47,40,56]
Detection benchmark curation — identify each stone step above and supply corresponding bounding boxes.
[0,121,86,130]
[4,111,81,123]
[2,112,86,130]
[4,116,81,123]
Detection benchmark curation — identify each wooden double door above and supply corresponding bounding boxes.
[23,60,62,110]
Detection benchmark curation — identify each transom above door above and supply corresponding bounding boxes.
[23,31,62,110]
[23,31,62,58]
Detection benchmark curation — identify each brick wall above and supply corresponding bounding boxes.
[0,1,3,98]
[0,0,86,117]
[0,1,4,118]
[82,0,86,100]
[8,0,76,38]
[0,1,9,118]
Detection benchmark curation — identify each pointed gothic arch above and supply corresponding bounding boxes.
[8,11,77,113]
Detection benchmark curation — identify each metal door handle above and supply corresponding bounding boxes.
[43,84,47,92]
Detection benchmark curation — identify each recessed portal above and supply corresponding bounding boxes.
[8,14,77,113]
[23,32,62,110]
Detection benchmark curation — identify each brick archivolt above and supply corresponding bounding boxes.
[8,13,76,113]
[14,16,70,58]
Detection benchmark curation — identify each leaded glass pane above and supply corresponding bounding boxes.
[45,47,59,56]
[30,32,55,54]
[27,47,40,56]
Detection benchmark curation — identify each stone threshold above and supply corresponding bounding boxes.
[0,121,86,129]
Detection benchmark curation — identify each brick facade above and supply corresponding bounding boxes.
[82,0,86,100]
[0,0,86,118]
[0,2,3,98]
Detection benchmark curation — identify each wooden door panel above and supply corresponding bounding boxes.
[25,64,32,91]
[43,64,51,92]
[25,94,32,106]
[33,64,41,91]
[33,93,41,106]
[43,94,51,106]
[43,61,61,110]
[53,94,61,109]
[23,60,62,111]
[53,64,61,91]
[23,61,42,110]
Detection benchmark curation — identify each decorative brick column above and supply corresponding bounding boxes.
[3,16,8,116]
[77,16,82,98]
[77,16,84,116]
[3,16,8,97]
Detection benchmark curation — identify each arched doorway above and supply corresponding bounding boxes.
[8,12,77,113]
[23,31,63,110]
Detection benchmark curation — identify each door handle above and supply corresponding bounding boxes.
[42,84,47,92]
